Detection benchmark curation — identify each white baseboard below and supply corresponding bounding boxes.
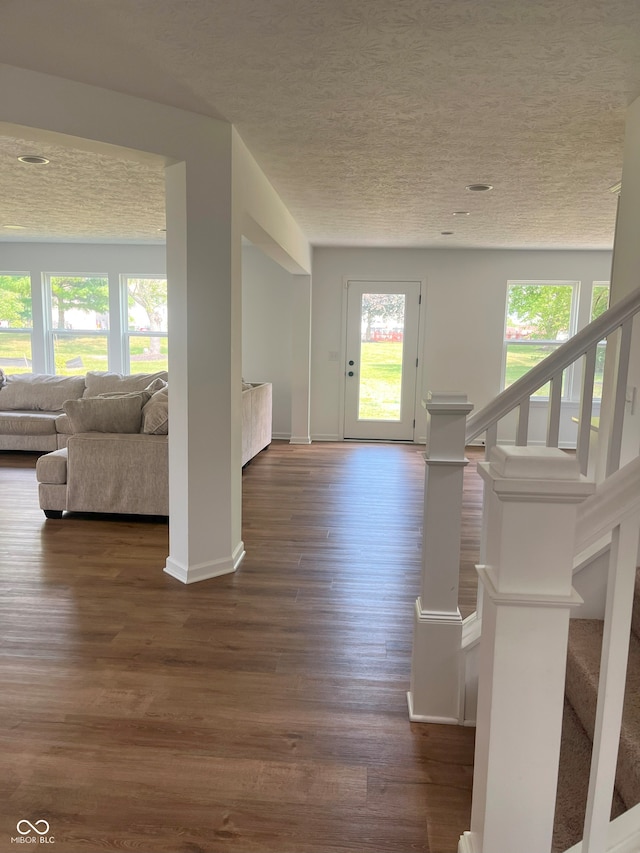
[458,831,478,853]
[164,541,245,584]
[289,436,312,444]
[406,691,459,725]
[311,433,341,441]
[271,432,291,440]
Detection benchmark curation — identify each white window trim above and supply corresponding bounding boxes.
[120,274,168,374]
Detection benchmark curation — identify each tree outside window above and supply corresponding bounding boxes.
[47,275,109,375]
[124,277,168,372]
[591,282,610,399]
[503,282,577,397]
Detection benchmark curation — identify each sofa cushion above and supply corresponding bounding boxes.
[83,371,168,398]
[0,411,59,436]
[141,388,168,435]
[36,448,68,485]
[54,413,72,435]
[63,395,145,434]
[0,373,86,412]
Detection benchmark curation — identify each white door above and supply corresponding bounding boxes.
[343,280,421,440]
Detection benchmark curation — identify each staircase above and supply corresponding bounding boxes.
[408,285,640,853]
[554,569,640,850]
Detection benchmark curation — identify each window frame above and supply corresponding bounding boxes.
[0,271,34,372]
[120,274,168,375]
[43,272,110,375]
[589,281,610,401]
[502,280,580,401]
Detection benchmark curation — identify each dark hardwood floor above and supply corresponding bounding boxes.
[0,441,481,853]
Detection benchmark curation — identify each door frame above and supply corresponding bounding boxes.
[338,276,426,442]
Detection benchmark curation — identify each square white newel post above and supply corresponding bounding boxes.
[459,446,595,853]
[408,392,474,724]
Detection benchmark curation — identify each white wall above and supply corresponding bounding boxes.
[0,242,166,274]
[311,247,613,443]
[241,244,293,438]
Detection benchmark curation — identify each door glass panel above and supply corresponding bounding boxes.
[358,293,406,421]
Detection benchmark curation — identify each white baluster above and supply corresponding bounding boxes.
[547,371,563,448]
[582,515,640,853]
[606,318,633,476]
[516,397,530,446]
[577,345,597,476]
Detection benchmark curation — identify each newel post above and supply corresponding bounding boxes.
[408,391,473,724]
[459,446,595,853]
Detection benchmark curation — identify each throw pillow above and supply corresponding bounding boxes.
[141,388,169,435]
[63,395,145,434]
[98,389,153,406]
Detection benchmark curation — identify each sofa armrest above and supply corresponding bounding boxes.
[66,432,168,515]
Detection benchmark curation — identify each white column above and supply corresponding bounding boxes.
[408,392,473,724]
[603,93,640,469]
[164,138,244,584]
[459,446,595,853]
[290,274,312,444]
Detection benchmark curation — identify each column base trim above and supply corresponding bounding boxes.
[407,691,459,725]
[478,565,584,608]
[458,831,479,853]
[415,598,463,625]
[165,541,245,585]
[289,436,312,445]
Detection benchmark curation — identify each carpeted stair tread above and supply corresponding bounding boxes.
[553,699,626,853]
[565,617,640,810]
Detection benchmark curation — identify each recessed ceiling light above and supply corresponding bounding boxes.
[441,231,454,236]
[465,183,493,192]
[17,155,50,165]
[3,224,27,230]
[452,211,470,216]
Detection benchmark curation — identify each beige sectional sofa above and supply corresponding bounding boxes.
[0,371,87,451]
[0,370,272,518]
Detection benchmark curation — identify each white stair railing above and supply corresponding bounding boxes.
[465,284,640,477]
[408,286,640,725]
[458,450,640,853]
[572,457,640,853]
[408,286,640,850]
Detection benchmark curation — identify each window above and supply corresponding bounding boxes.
[591,282,610,399]
[122,276,168,373]
[0,273,33,373]
[46,275,109,375]
[503,281,578,398]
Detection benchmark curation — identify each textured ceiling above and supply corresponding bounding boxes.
[1,0,640,249]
